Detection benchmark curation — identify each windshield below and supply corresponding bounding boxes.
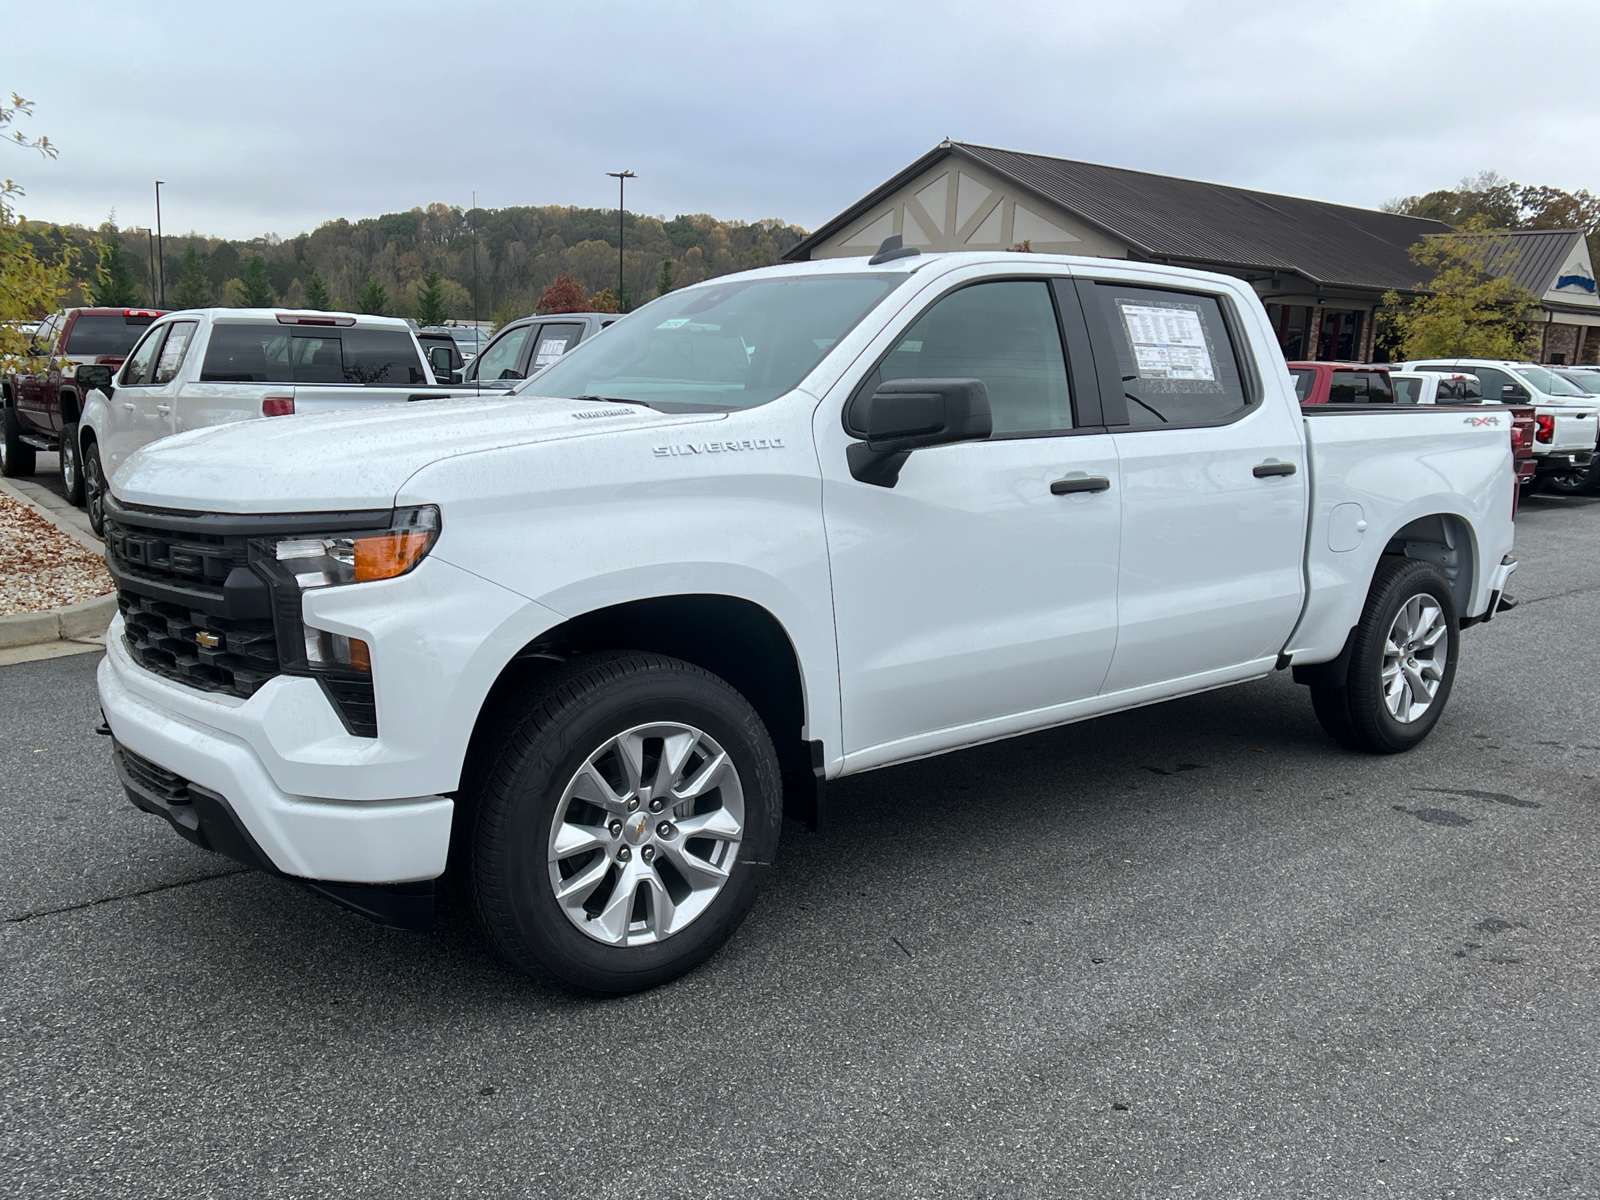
[1518,365,1585,396]
[516,273,906,411]
[1289,368,1317,402]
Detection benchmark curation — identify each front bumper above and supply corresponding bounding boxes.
[113,739,435,930]
[100,639,454,888]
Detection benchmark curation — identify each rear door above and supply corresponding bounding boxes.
[526,322,585,377]
[1077,273,1308,693]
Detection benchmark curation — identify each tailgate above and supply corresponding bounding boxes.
[1542,405,1598,453]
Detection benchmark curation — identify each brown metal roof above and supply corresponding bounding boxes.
[787,142,1452,292]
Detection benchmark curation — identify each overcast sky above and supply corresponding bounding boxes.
[7,0,1594,241]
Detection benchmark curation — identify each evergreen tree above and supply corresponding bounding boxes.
[234,255,276,307]
[88,233,143,307]
[657,255,676,297]
[357,276,390,315]
[414,269,449,326]
[303,267,334,310]
[172,244,212,309]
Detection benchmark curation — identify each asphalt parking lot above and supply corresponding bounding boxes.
[4,493,1600,1199]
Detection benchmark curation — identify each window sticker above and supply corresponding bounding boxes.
[1119,304,1215,382]
[535,339,570,368]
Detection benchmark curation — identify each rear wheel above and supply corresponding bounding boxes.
[82,437,107,538]
[466,651,782,993]
[1540,459,1600,497]
[1,404,36,478]
[1310,557,1460,754]
[60,421,85,506]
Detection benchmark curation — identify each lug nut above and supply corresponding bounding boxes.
[608,820,623,837]
[657,821,675,838]
[648,798,664,813]
[626,797,640,812]
[617,846,632,862]
[641,846,655,862]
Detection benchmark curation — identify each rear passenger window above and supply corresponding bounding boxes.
[201,324,426,386]
[1328,371,1360,403]
[1085,283,1250,428]
[154,321,198,385]
[1365,372,1395,404]
[1392,377,1421,405]
[877,280,1073,435]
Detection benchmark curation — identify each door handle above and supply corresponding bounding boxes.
[156,405,172,414]
[1253,461,1297,478]
[122,403,136,412]
[1050,474,1112,495]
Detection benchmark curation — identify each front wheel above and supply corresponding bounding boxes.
[1310,556,1460,754]
[60,422,85,506]
[82,437,107,538]
[466,651,782,993]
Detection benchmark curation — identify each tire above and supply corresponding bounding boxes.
[466,651,782,993]
[82,437,107,538]
[1311,557,1460,754]
[1,404,36,478]
[60,421,85,506]
[1539,459,1600,497]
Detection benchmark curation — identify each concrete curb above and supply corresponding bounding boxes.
[0,592,117,650]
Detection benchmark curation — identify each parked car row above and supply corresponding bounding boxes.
[92,245,1522,993]
[1287,357,1600,496]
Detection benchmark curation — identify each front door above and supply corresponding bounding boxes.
[103,323,176,474]
[822,275,1122,763]
[1075,275,1308,693]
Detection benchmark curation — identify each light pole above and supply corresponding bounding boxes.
[153,180,166,307]
[606,170,635,308]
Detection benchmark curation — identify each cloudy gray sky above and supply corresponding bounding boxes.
[7,0,1594,240]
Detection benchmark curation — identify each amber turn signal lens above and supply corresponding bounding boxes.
[354,531,433,582]
[348,637,371,673]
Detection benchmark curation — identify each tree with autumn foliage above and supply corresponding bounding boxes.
[1380,216,1539,361]
[536,273,589,314]
[0,95,75,367]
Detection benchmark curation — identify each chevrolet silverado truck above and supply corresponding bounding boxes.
[97,244,1518,993]
[75,308,466,537]
[2,306,164,502]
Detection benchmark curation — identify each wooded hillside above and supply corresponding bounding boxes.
[25,203,810,321]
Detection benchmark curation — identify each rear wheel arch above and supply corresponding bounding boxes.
[1383,512,1476,619]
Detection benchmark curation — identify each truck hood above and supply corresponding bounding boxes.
[111,395,723,513]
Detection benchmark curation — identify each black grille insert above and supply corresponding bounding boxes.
[118,591,279,697]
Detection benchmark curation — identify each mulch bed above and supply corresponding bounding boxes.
[0,493,113,616]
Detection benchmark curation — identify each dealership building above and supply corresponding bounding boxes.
[785,142,1600,364]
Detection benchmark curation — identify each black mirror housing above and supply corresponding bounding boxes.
[844,377,992,487]
[76,364,115,394]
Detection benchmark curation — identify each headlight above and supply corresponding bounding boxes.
[271,505,440,590]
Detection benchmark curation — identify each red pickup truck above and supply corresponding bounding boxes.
[2,307,164,503]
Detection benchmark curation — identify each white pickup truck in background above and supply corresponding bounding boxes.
[1400,357,1598,493]
[97,246,1518,994]
[76,309,467,537]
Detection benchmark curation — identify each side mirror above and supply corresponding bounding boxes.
[76,363,115,396]
[844,377,992,487]
[428,345,462,384]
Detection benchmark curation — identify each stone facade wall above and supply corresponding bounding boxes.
[1540,322,1581,364]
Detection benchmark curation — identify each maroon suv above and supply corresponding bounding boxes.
[2,307,164,504]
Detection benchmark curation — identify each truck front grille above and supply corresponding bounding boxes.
[118,591,279,697]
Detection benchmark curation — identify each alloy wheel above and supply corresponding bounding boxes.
[1381,593,1447,723]
[547,721,744,946]
[84,449,104,532]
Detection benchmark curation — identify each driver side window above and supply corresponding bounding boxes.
[473,325,533,382]
[118,325,168,387]
[877,280,1073,435]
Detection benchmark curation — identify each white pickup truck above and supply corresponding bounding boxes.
[76,309,465,537]
[97,247,1518,993]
